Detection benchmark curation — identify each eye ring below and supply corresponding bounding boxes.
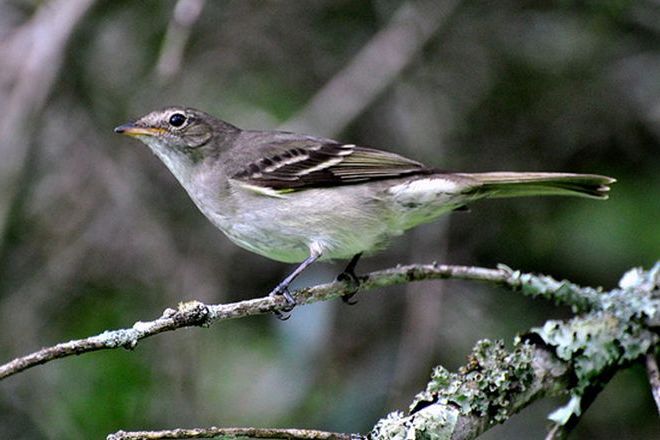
[169,113,187,127]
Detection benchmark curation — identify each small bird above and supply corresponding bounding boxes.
[115,106,614,316]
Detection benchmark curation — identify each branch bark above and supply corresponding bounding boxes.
[372,263,659,439]
[1,262,657,440]
[107,427,360,440]
[0,263,604,381]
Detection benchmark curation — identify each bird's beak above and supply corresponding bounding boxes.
[114,123,165,137]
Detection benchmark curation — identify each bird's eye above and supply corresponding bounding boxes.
[169,113,187,127]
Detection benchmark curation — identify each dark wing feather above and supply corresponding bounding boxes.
[232,141,432,191]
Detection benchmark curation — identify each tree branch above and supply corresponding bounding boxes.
[372,263,659,439]
[107,427,360,440]
[372,339,573,440]
[0,262,603,381]
[3,262,657,440]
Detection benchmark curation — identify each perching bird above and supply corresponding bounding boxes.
[115,106,614,317]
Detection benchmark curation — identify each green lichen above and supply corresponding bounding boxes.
[499,264,602,312]
[533,262,659,426]
[410,339,535,424]
[371,263,659,438]
[371,411,408,440]
[371,340,537,439]
[410,405,460,440]
[370,407,459,440]
[601,263,660,323]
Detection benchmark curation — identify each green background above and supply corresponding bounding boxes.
[0,1,658,438]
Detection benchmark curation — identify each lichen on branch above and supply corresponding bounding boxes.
[371,263,659,440]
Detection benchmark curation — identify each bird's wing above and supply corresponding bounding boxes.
[231,136,432,192]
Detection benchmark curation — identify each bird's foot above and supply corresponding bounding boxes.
[337,270,360,305]
[337,253,363,305]
[269,283,297,320]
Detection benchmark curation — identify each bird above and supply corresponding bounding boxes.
[114,106,614,317]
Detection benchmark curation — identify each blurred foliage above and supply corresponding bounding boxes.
[0,0,658,439]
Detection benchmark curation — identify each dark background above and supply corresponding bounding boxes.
[0,1,658,438]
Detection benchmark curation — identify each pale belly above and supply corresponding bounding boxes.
[198,186,396,263]
[213,205,392,263]
[188,176,469,263]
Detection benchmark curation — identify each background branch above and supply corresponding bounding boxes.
[0,0,96,252]
[154,0,206,82]
[282,0,460,136]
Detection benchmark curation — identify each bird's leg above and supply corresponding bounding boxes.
[337,252,363,305]
[269,251,321,320]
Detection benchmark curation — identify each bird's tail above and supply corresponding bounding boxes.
[458,172,615,200]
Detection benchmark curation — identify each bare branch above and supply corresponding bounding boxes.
[107,427,359,440]
[645,353,660,415]
[0,262,601,381]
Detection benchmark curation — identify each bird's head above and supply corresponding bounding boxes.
[115,106,240,179]
[114,106,221,150]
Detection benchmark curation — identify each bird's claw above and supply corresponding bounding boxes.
[341,292,358,305]
[269,283,296,320]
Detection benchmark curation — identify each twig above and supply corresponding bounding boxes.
[545,424,564,440]
[544,381,611,440]
[0,263,596,381]
[282,0,460,136]
[107,427,359,440]
[645,352,660,415]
